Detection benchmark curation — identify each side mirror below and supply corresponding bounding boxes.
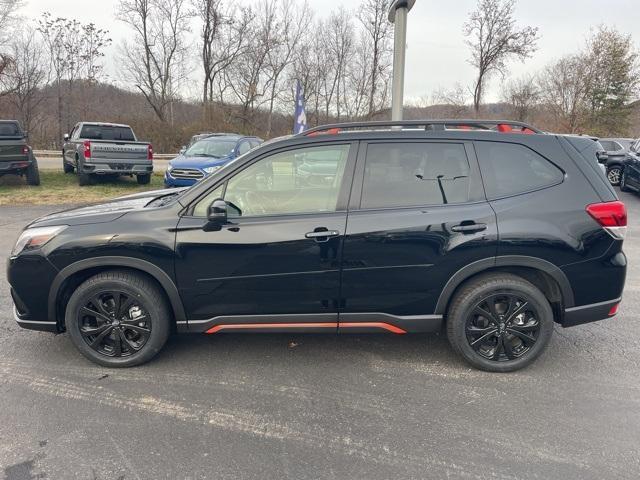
[179,146,186,155]
[23,131,29,139]
[596,151,608,164]
[63,133,70,141]
[207,199,228,224]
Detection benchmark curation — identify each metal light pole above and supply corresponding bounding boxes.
[388,0,415,121]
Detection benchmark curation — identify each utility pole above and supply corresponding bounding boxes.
[388,0,415,121]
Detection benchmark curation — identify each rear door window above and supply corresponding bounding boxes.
[475,142,564,199]
[360,142,472,208]
[80,125,136,141]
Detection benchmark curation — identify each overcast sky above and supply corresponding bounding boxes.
[22,0,640,103]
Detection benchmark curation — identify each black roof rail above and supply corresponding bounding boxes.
[301,119,543,136]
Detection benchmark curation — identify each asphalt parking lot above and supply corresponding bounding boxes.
[1,192,639,480]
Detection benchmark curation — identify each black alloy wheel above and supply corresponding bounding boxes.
[66,270,171,367]
[78,291,152,358]
[465,293,540,362]
[447,273,554,372]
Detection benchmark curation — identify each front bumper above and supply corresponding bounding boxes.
[164,171,199,188]
[7,252,60,332]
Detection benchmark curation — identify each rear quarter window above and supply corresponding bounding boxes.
[475,142,564,200]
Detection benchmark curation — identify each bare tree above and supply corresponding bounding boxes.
[357,0,392,117]
[4,27,48,135]
[538,54,591,133]
[326,7,354,121]
[193,0,252,112]
[263,0,312,136]
[464,0,539,114]
[81,23,112,83]
[432,84,471,118]
[117,0,192,123]
[502,75,539,122]
[0,0,24,96]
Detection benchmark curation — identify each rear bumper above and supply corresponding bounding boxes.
[82,161,153,175]
[562,297,622,327]
[0,159,32,173]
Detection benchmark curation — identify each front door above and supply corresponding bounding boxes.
[339,140,498,334]
[175,142,357,333]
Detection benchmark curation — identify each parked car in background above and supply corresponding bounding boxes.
[9,120,627,372]
[558,134,607,177]
[0,120,39,186]
[179,132,229,154]
[165,134,262,188]
[62,122,153,186]
[621,150,640,194]
[599,138,636,186]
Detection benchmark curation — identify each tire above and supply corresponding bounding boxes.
[63,156,74,174]
[446,273,554,372]
[607,165,622,186]
[65,270,171,368]
[25,158,40,186]
[136,173,151,185]
[620,171,632,192]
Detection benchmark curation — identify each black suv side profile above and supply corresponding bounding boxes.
[8,120,627,372]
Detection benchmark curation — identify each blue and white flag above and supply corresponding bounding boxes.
[293,80,307,134]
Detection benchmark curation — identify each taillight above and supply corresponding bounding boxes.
[22,145,29,155]
[586,201,627,240]
[608,303,620,316]
[147,144,153,161]
[83,140,91,159]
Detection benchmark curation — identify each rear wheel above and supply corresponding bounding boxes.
[65,270,171,367]
[136,173,151,185]
[607,165,622,186]
[25,159,40,186]
[446,273,554,372]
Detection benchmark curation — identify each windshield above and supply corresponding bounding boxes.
[185,139,237,158]
[0,122,22,137]
[80,125,136,141]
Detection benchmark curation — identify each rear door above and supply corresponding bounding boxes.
[338,140,498,334]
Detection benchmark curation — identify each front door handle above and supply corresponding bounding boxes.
[305,229,340,242]
[451,223,487,234]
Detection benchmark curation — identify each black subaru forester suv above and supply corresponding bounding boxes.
[7,120,627,372]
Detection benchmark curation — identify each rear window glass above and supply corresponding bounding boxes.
[0,122,21,137]
[476,142,564,199]
[80,125,136,141]
[361,143,471,208]
[599,140,621,151]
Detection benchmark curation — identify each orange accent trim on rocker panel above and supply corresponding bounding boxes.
[339,322,407,334]
[206,322,338,334]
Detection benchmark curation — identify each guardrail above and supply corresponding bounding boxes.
[34,150,176,160]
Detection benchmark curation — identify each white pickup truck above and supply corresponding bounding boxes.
[62,122,153,186]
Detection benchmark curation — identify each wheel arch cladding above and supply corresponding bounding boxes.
[48,257,186,329]
[435,256,574,320]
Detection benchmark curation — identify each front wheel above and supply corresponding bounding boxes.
[65,270,171,367]
[607,165,623,186]
[446,273,554,372]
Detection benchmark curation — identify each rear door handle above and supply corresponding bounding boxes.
[305,229,340,242]
[451,223,487,234]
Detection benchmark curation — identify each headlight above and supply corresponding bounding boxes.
[11,226,67,257]
[203,166,222,174]
[167,164,173,172]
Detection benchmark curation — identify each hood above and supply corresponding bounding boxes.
[29,188,187,228]
[169,154,232,169]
